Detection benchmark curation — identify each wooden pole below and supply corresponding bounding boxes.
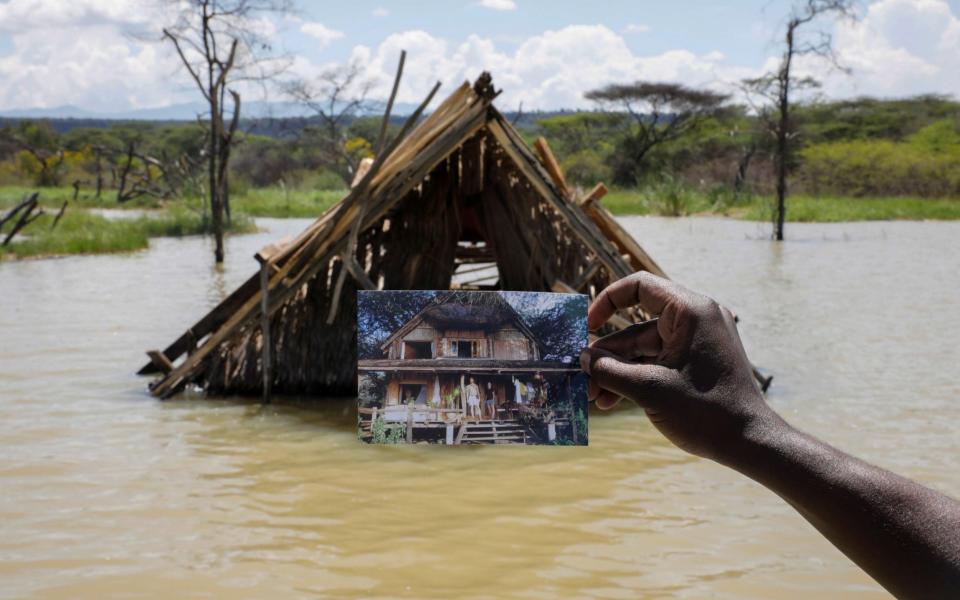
[406,404,414,443]
[375,50,406,156]
[259,260,272,403]
[568,374,578,444]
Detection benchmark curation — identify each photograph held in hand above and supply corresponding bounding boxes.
[358,290,588,445]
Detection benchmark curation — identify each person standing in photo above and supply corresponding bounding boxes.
[485,381,497,421]
[465,377,481,419]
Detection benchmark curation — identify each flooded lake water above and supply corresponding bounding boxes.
[1,216,958,598]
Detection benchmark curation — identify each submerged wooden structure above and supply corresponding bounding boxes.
[140,71,667,399]
[358,291,582,444]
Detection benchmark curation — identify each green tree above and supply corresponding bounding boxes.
[584,82,728,185]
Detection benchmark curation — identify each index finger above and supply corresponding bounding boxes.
[588,272,679,330]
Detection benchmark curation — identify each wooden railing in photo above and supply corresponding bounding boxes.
[359,406,465,444]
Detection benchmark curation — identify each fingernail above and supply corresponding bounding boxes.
[579,348,591,375]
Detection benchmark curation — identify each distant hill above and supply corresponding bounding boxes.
[0,99,423,122]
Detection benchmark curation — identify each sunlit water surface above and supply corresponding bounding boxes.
[1,217,958,599]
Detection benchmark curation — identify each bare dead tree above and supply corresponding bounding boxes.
[741,0,855,241]
[733,143,757,194]
[1,192,43,247]
[285,57,376,185]
[161,0,291,262]
[585,82,728,184]
[510,100,524,126]
[115,140,174,203]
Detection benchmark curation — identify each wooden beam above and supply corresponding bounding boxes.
[570,263,601,291]
[533,137,572,199]
[255,236,293,264]
[145,350,174,374]
[577,182,608,207]
[579,196,668,279]
[259,261,272,403]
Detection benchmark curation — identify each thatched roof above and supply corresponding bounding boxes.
[140,72,668,399]
[378,291,544,354]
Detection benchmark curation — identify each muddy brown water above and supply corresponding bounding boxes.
[1,217,958,598]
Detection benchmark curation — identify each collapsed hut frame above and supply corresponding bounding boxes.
[139,63,733,401]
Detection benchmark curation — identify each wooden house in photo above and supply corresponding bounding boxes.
[358,291,582,444]
[139,70,674,401]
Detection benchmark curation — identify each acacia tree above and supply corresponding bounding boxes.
[741,0,854,241]
[584,82,728,184]
[162,0,290,262]
[285,58,376,186]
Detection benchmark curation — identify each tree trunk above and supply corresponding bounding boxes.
[209,95,224,263]
[734,145,755,194]
[774,27,795,242]
[775,126,787,242]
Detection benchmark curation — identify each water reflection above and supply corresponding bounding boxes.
[0,217,958,598]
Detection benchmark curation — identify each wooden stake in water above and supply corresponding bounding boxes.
[259,260,272,404]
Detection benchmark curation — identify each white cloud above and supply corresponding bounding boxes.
[0,0,292,112]
[300,21,345,48]
[342,25,742,110]
[372,7,389,17]
[0,0,155,32]
[807,0,960,98]
[622,23,651,34]
[478,0,517,12]
[1,0,958,114]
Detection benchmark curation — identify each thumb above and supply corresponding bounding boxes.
[581,347,683,409]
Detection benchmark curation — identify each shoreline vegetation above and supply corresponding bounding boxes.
[3,94,959,259]
[2,184,957,259]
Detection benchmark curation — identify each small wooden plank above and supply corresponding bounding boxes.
[255,235,293,264]
[533,137,571,199]
[577,182,608,207]
[571,263,601,291]
[580,197,668,278]
[146,350,174,374]
[351,157,374,188]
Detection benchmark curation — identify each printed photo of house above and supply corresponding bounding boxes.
[357,290,588,445]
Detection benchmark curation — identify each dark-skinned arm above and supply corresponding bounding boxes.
[580,272,960,598]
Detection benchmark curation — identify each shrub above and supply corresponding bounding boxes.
[798,120,960,197]
[643,177,701,216]
[561,149,611,186]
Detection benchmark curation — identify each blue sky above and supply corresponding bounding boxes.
[292,0,778,63]
[0,0,958,114]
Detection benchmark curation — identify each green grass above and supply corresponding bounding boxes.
[0,206,255,259]
[602,188,960,221]
[4,181,958,260]
[230,186,345,218]
[738,195,960,222]
[0,185,167,210]
[0,185,347,217]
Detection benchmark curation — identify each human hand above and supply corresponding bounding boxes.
[580,272,777,464]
